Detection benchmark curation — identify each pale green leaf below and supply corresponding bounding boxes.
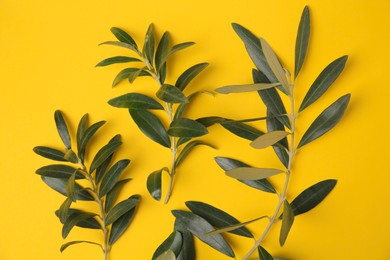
[226,167,284,181]
[215,83,280,94]
[250,131,290,149]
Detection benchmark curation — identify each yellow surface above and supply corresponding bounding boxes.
[0,0,389,259]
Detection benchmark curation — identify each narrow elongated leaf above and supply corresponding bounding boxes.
[90,141,122,173]
[76,114,88,154]
[258,246,274,260]
[99,41,138,53]
[55,209,101,229]
[168,42,195,57]
[215,83,280,94]
[206,216,267,236]
[99,159,130,197]
[298,94,350,148]
[111,27,137,47]
[177,137,191,147]
[153,231,183,260]
[155,32,171,71]
[36,165,83,179]
[62,211,97,238]
[295,6,310,78]
[66,172,77,202]
[42,176,94,200]
[221,121,264,141]
[299,56,348,112]
[33,146,66,161]
[172,210,235,258]
[143,24,155,64]
[250,131,290,149]
[96,56,140,67]
[109,93,164,111]
[291,179,337,216]
[168,118,208,138]
[214,157,276,193]
[112,68,151,87]
[280,201,294,246]
[58,198,72,223]
[147,168,167,201]
[60,240,102,253]
[174,220,196,260]
[95,135,120,184]
[78,120,106,161]
[186,201,253,238]
[105,178,132,211]
[109,194,140,245]
[175,141,214,168]
[266,109,289,168]
[106,197,139,226]
[226,167,283,181]
[196,116,227,127]
[54,110,71,149]
[176,63,209,91]
[156,250,176,260]
[232,23,275,82]
[128,67,147,84]
[64,149,78,163]
[157,84,188,103]
[129,109,171,148]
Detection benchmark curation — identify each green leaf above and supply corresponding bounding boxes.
[294,6,310,78]
[111,27,137,47]
[60,240,102,253]
[58,198,72,223]
[63,149,78,163]
[55,209,101,229]
[36,165,83,179]
[105,178,132,211]
[186,201,253,238]
[221,121,264,141]
[156,250,176,260]
[168,118,208,138]
[153,231,183,260]
[226,167,284,181]
[214,157,276,193]
[142,24,155,64]
[54,110,71,149]
[90,141,122,173]
[258,246,274,260]
[76,114,88,155]
[62,211,97,238]
[196,116,227,127]
[33,146,67,162]
[298,94,350,148]
[42,176,94,201]
[175,63,209,91]
[96,56,141,67]
[175,141,214,168]
[206,216,267,236]
[215,83,280,94]
[129,109,171,148]
[172,210,235,258]
[106,197,139,226]
[65,172,77,202]
[168,42,195,57]
[266,109,289,168]
[95,135,120,184]
[147,168,167,201]
[280,200,294,246]
[156,84,188,103]
[232,23,276,82]
[99,159,130,197]
[99,41,138,53]
[109,194,140,245]
[112,68,151,87]
[78,120,106,162]
[250,131,290,149]
[291,179,337,216]
[299,56,348,112]
[155,32,171,71]
[174,220,196,260]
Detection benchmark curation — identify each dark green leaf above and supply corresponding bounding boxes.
[105,178,132,211]
[226,167,283,181]
[221,121,263,141]
[299,56,348,112]
[129,109,171,148]
[58,198,72,223]
[95,135,120,184]
[99,41,138,53]
[258,246,274,260]
[175,63,209,91]
[168,42,195,57]
[160,63,167,83]
[294,6,310,78]
[174,220,196,260]
[60,240,102,253]
[153,231,183,260]
[155,32,171,71]
[33,146,66,162]
[142,24,155,65]
[76,114,88,156]
[112,68,151,87]
[65,172,77,202]
[62,211,97,238]
[298,94,350,148]
[42,176,94,201]
[63,149,78,163]
[55,209,101,229]
[106,196,139,226]
[291,179,337,216]
[196,116,227,128]
[78,120,106,162]
[206,216,267,236]
[54,110,71,149]
[172,210,235,258]
[266,109,289,168]
[36,165,83,179]
[99,159,130,197]
[111,27,137,47]
[96,56,141,67]
[214,157,276,193]
[90,141,122,173]
[280,200,294,246]
[109,194,140,245]
[177,137,191,147]
[156,84,188,103]
[147,168,167,201]
[186,201,253,238]
[168,118,208,138]
[175,141,214,168]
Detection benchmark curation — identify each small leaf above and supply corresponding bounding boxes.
[153,231,183,260]
[186,201,253,238]
[36,165,83,179]
[250,131,290,149]
[168,42,195,57]
[215,83,280,94]
[106,196,139,226]
[78,120,106,162]
[112,68,151,87]
[226,167,283,181]
[294,6,310,78]
[298,94,350,148]
[176,63,209,91]
[110,27,138,48]
[55,209,101,229]
[42,176,94,201]
[221,121,264,141]
[90,141,122,173]
[291,179,337,216]
[99,159,130,197]
[177,137,192,147]
[58,198,72,223]
[62,211,97,238]
[174,220,196,260]
[172,210,235,258]
[95,135,120,184]
[33,146,67,162]
[147,168,167,201]
[60,240,102,253]
[258,246,274,260]
[155,32,171,71]
[142,24,155,64]
[54,110,71,149]
[196,116,227,128]
[156,84,188,103]
[99,41,138,53]
[175,141,214,168]
[299,56,348,112]
[168,118,208,138]
[129,109,171,148]
[105,178,132,211]
[266,109,289,168]
[65,172,77,202]
[109,93,164,110]
[206,216,267,236]
[76,114,88,155]
[96,56,141,67]
[280,200,294,246]
[156,250,176,260]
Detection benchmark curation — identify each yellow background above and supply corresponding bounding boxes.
[1,0,389,259]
